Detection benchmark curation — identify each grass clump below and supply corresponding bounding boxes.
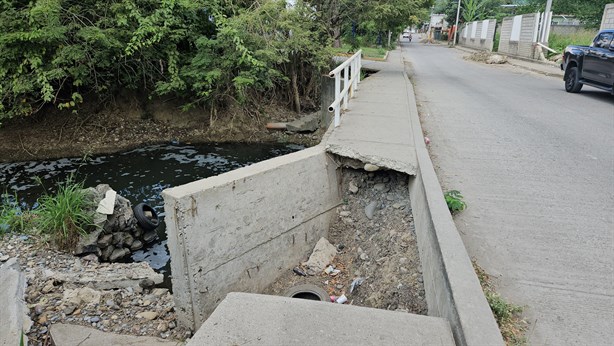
[34,176,95,250]
[474,261,527,345]
[444,190,466,214]
[0,193,33,234]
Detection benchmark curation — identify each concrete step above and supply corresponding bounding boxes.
[50,323,181,346]
[189,292,455,345]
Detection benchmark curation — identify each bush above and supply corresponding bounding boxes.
[35,177,95,250]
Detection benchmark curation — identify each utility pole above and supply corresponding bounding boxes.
[452,0,462,47]
[540,0,553,43]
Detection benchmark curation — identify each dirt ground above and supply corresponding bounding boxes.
[265,168,427,314]
[0,96,322,163]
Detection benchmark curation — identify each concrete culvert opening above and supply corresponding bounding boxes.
[285,284,329,302]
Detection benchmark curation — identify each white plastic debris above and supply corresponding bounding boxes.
[96,189,117,215]
[335,294,348,304]
[350,277,365,294]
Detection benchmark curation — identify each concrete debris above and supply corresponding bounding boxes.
[0,258,33,346]
[63,287,102,305]
[286,112,320,133]
[302,237,337,275]
[50,323,177,346]
[486,54,508,64]
[46,261,163,290]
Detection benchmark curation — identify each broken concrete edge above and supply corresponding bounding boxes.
[403,69,505,345]
[325,144,417,175]
[50,323,182,346]
[0,258,33,346]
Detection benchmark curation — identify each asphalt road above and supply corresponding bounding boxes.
[402,41,613,345]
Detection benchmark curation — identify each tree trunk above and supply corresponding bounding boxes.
[290,58,300,113]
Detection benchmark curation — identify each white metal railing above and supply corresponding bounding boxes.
[328,50,362,127]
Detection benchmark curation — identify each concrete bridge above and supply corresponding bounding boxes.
[162,49,504,345]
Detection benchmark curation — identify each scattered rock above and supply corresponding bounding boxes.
[109,248,130,262]
[0,254,9,262]
[63,305,76,315]
[136,311,158,320]
[349,181,359,194]
[364,201,378,219]
[339,211,351,217]
[139,278,156,289]
[63,287,102,305]
[373,183,388,192]
[364,163,380,172]
[302,238,337,275]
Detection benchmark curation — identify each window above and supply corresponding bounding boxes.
[593,32,613,48]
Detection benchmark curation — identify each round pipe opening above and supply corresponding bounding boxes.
[291,291,322,301]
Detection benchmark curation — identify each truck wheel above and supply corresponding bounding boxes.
[565,66,583,93]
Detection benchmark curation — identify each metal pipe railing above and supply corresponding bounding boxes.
[328,50,362,127]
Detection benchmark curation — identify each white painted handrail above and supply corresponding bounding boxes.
[328,50,362,127]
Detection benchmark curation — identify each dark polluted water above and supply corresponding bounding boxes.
[0,142,305,289]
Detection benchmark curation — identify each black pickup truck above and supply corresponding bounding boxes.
[561,29,614,94]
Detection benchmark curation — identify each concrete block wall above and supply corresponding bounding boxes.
[499,13,539,59]
[601,3,614,30]
[459,20,497,51]
[162,146,341,331]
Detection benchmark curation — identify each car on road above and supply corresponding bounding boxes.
[561,29,614,94]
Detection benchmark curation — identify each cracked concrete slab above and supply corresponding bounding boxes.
[0,258,32,346]
[189,293,455,345]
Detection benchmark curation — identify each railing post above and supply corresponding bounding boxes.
[343,66,349,110]
[334,106,340,127]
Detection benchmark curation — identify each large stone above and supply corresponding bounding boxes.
[97,234,113,248]
[101,245,115,261]
[50,324,178,346]
[63,287,102,305]
[285,112,320,133]
[0,258,32,346]
[302,237,337,275]
[109,248,130,262]
[46,262,162,290]
[130,240,144,251]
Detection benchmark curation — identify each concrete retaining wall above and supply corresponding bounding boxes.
[403,73,504,345]
[601,3,614,30]
[162,146,341,331]
[459,19,497,51]
[499,13,540,59]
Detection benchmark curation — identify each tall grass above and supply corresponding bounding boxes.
[548,31,596,55]
[35,176,95,250]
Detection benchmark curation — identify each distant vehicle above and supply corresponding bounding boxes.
[402,32,410,38]
[561,29,614,94]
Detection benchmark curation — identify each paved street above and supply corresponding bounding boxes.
[402,41,614,345]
